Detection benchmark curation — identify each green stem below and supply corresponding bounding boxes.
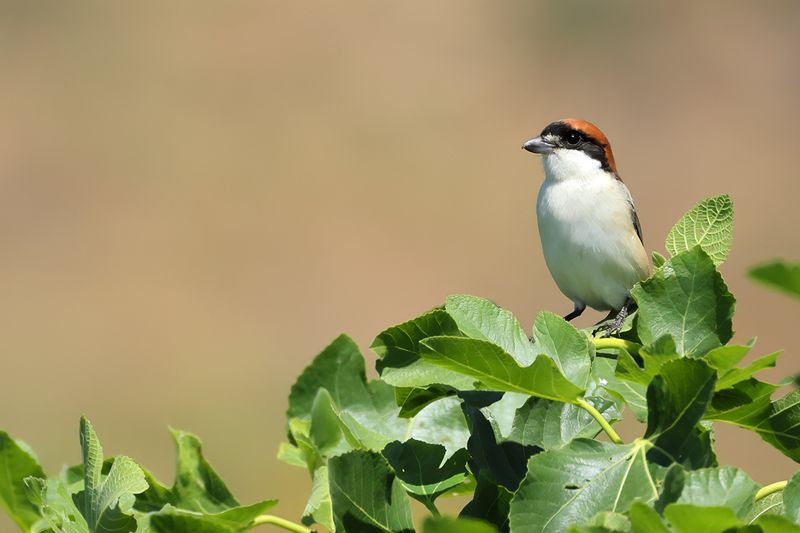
[755,480,788,501]
[252,515,312,533]
[576,398,623,444]
[592,338,641,355]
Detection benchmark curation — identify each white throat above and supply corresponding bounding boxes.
[542,149,604,182]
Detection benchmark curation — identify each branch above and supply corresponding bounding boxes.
[592,338,641,355]
[575,397,623,444]
[252,515,313,533]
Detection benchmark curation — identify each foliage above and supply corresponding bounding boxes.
[1,417,278,533]
[2,194,800,532]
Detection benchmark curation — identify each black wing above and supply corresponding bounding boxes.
[630,204,644,244]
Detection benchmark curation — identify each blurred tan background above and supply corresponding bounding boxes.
[2,1,800,530]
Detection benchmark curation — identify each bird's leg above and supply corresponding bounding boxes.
[563,303,586,322]
[600,297,636,337]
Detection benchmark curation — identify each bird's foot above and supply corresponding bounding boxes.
[593,297,635,337]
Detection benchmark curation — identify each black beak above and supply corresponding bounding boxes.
[522,136,555,154]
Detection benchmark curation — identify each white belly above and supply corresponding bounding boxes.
[536,175,649,311]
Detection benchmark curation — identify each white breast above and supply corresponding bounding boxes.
[536,150,650,311]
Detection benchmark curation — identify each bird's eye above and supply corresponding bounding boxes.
[565,132,581,145]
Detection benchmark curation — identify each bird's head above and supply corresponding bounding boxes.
[522,118,618,180]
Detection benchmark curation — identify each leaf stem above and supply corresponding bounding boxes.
[754,480,788,501]
[576,398,624,444]
[592,338,641,355]
[252,515,312,533]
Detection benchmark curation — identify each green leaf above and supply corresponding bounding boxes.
[382,440,469,511]
[394,386,455,418]
[0,432,45,531]
[373,308,461,368]
[289,334,379,420]
[755,514,800,532]
[509,396,620,450]
[137,429,238,513]
[715,351,780,390]
[745,491,783,524]
[483,392,531,439]
[652,252,667,268]
[276,442,306,468]
[419,337,584,403]
[79,417,148,533]
[592,358,648,422]
[665,194,733,265]
[24,476,88,533]
[302,466,333,531]
[461,405,536,493]
[783,468,800,523]
[569,513,631,533]
[509,439,662,533]
[672,467,759,518]
[460,472,513,533]
[759,400,800,466]
[372,310,474,390]
[705,378,778,425]
[749,260,800,300]
[144,501,276,533]
[708,386,800,462]
[531,311,592,388]
[662,504,742,533]
[289,336,470,461]
[310,389,352,456]
[704,341,753,372]
[627,501,669,533]
[633,247,735,357]
[422,516,498,533]
[407,397,471,459]
[644,359,717,468]
[132,427,276,533]
[445,295,536,366]
[328,451,414,533]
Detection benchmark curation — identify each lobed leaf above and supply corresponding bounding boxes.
[445,295,536,366]
[461,405,538,493]
[627,501,669,533]
[657,466,759,519]
[419,337,584,403]
[24,476,88,533]
[460,472,513,533]
[509,439,662,533]
[592,358,648,422]
[301,466,333,530]
[633,247,735,357]
[662,504,741,533]
[715,351,780,390]
[530,311,592,388]
[509,396,620,450]
[137,429,240,513]
[644,358,718,468]
[665,194,733,265]
[0,432,45,531]
[382,440,469,511]
[78,416,148,533]
[708,385,800,462]
[372,309,474,390]
[328,451,414,533]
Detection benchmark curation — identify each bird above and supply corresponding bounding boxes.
[522,118,651,332]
